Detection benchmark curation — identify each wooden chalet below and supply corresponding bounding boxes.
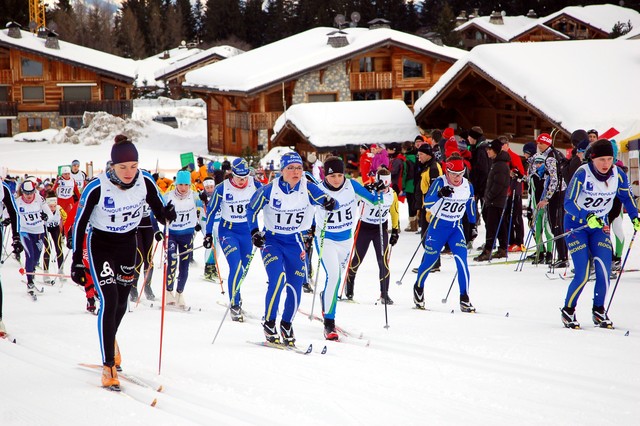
[183,26,465,156]
[413,39,640,150]
[0,23,135,137]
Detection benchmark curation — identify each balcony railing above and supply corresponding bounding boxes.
[0,101,18,116]
[59,100,133,116]
[350,72,393,91]
[226,111,281,130]
[0,69,12,84]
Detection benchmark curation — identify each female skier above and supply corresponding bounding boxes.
[71,135,173,390]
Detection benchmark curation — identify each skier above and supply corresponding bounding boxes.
[315,156,379,339]
[15,180,53,296]
[52,166,80,215]
[42,196,67,280]
[70,160,87,192]
[527,155,553,264]
[413,154,477,312]
[560,139,640,329]
[198,177,219,281]
[163,170,199,308]
[130,202,161,302]
[246,152,337,346]
[70,135,172,390]
[204,158,262,321]
[344,169,400,304]
[0,177,22,336]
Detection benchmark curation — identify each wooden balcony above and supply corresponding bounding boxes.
[0,101,18,116]
[226,111,281,130]
[59,100,133,116]
[0,69,12,84]
[350,72,393,91]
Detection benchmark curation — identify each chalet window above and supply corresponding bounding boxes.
[0,119,8,137]
[402,59,423,79]
[103,84,115,100]
[23,86,44,102]
[0,86,8,101]
[352,91,381,101]
[359,57,374,72]
[403,90,424,106]
[65,117,83,130]
[27,117,42,131]
[63,86,92,101]
[21,58,43,77]
[308,93,337,102]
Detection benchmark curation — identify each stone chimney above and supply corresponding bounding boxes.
[327,30,349,48]
[45,30,60,49]
[368,18,391,30]
[526,9,537,19]
[470,8,480,19]
[455,10,468,27]
[489,11,504,25]
[6,21,22,39]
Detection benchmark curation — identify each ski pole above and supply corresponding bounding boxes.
[339,203,365,298]
[606,229,637,314]
[158,222,170,375]
[524,224,588,253]
[210,235,225,294]
[308,216,329,321]
[441,272,458,303]
[376,194,390,329]
[18,268,71,279]
[504,182,517,261]
[211,247,257,345]
[395,239,422,285]
[515,184,548,271]
[170,244,204,259]
[487,202,508,262]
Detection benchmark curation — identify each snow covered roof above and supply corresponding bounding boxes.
[414,39,640,140]
[184,27,465,95]
[455,15,538,42]
[134,46,205,88]
[542,5,640,35]
[154,45,243,81]
[272,100,420,148]
[0,27,137,82]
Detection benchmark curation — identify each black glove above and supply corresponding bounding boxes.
[71,263,87,285]
[323,197,336,211]
[303,227,314,251]
[512,169,523,181]
[154,231,164,242]
[199,191,208,203]
[364,183,375,192]
[373,180,386,192]
[47,223,58,231]
[163,201,177,222]
[1,218,10,227]
[73,194,79,203]
[470,224,478,241]
[251,229,265,248]
[195,223,202,232]
[526,207,533,221]
[437,186,454,198]
[11,235,23,254]
[66,234,73,249]
[40,211,49,221]
[203,234,213,249]
[389,228,399,246]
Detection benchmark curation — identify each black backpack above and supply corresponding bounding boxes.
[548,148,571,184]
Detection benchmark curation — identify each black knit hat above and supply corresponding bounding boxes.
[570,129,588,147]
[487,139,503,153]
[468,128,483,140]
[324,157,345,175]
[590,139,614,159]
[418,144,433,156]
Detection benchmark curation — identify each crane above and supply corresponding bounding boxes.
[28,0,46,32]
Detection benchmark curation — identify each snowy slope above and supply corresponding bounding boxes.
[2,102,640,425]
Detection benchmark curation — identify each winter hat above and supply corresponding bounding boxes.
[377,143,386,150]
[231,158,250,177]
[323,157,344,175]
[418,144,433,156]
[111,135,138,164]
[60,166,71,175]
[387,142,400,152]
[203,177,215,188]
[71,159,80,166]
[587,129,599,138]
[360,144,369,150]
[533,154,545,163]
[536,133,552,147]
[570,129,588,147]
[590,139,614,159]
[175,170,191,185]
[46,197,57,205]
[445,158,465,173]
[21,180,36,194]
[468,128,483,140]
[487,139,503,153]
[280,152,303,170]
[522,142,537,157]
[576,139,589,152]
[442,127,455,139]
[376,171,392,187]
[444,137,460,157]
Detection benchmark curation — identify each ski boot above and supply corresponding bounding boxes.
[592,306,613,328]
[166,289,176,305]
[413,283,425,309]
[263,320,280,344]
[0,319,6,337]
[379,292,394,305]
[323,318,339,341]
[144,284,155,301]
[102,365,120,391]
[460,294,476,313]
[176,292,186,308]
[129,285,139,302]
[230,304,244,322]
[473,250,491,262]
[561,306,580,329]
[203,264,217,281]
[280,320,296,346]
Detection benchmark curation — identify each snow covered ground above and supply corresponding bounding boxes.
[1,102,640,425]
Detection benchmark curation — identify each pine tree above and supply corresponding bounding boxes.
[0,0,29,28]
[176,0,196,42]
[243,0,268,47]
[434,2,460,47]
[202,0,244,43]
[115,7,146,59]
[49,0,79,43]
